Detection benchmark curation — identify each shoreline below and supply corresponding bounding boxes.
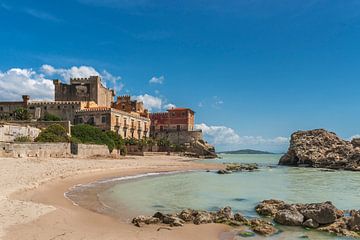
[1,155,229,240]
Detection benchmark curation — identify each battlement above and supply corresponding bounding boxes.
[70,76,100,84]
[150,112,169,117]
[29,101,83,105]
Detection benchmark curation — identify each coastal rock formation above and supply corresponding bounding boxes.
[217,163,259,174]
[256,199,360,238]
[132,206,278,236]
[279,129,360,171]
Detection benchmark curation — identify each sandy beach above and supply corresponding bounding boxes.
[0,155,229,240]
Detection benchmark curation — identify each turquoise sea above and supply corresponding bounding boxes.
[69,154,360,239]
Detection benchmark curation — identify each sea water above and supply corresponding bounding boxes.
[72,154,360,239]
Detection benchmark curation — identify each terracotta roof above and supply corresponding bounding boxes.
[167,108,194,112]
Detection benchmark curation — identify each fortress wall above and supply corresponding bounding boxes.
[154,130,203,145]
[0,143,110,158]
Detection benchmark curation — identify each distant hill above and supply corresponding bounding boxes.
[218,149,274,154]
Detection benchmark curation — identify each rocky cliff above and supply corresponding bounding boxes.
[279,129,360,171]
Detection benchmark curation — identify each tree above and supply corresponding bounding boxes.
[43,113,61,121]
[71,124,115,152]
[35,124,70,143]
[13,108,31,121]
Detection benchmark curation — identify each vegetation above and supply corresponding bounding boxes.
[157,138,171,147]
[106,130,126,154]
[13,108,31,121]
[42,113,61,121]
[14,136,32,142]
[35,124,70,143]
[71,124,116,152]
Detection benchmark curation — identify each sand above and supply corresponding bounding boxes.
[0,155,229,240]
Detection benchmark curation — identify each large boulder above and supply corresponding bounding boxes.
[255,199,286,216]
[299,202,338,225]
[279,129,360,170]
[274,208,304,226]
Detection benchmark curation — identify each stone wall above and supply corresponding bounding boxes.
[0,142,71,158]
[3,121,71,135]
[0,124,41,142]
[71,143,110,158]
[153,130,203,145]
[0,142,110,158]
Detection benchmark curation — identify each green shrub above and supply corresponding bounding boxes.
[125,138,138,146]
[157,138,170,147]
[43,113,61,121]
[106,131,125,150]
[14,136,32,142]
[71,124,115,152]
[13,108,31,121]
[35,124,70,142]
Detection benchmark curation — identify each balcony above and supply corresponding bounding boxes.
[123,124,129,129]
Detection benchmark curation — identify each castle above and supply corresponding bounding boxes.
[0,76,150,140]
[0,76,216,157]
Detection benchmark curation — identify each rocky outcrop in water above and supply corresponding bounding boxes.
[217,163,259,174]
[132,207,278,236]
[256,199,360,238]
[279,129,360,171]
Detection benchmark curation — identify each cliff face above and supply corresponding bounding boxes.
[279,129,360,171]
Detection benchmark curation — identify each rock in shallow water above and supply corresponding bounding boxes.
[279,129,360,171]
[274,208,304,226]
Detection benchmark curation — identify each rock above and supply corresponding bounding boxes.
[162,215,185,226]
[215,206,233,220]
[217,169,231,174]
[225,163,259,172]
[177,209,195,222]
[153,212,166,221]
[274,208,304,226]
[299,202,338,225]
[318,218,360,238]
[279,129,360,171]
[303,219,319,228]
[193,211,214,225]
[234,212,250,224]
[348,210,360,231]
[132,216,161,227]
[255,199,286,216]
[250,219,278,236]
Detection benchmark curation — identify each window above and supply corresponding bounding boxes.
[0,107,3,111]
[116,116,120,126]
[177,125,181,131]
[44,106,47,110]
[182,112,186,116]
[57,106,61,110]
[160,126,164,131]
[101,116,107,123]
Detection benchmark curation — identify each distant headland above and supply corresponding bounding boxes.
[218,149,274,154]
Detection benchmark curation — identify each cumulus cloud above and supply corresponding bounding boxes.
[0,68,54,100]
[133,94,162,111]
[149,76,164,84]
[40,64,122,89]
[164,103,176,109]
[195,123,289,150]
[0,65,122,101]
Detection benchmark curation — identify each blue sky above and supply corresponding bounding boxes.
[1,0,360,152]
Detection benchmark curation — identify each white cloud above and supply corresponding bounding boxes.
[40,65,100,81]
[349,135,360,140]
[0,68,54,101]
[40,64,122,89]
[133,94,162,111]
[149,76,165,84]
[164,103,176,110]
[195,123,289,150]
